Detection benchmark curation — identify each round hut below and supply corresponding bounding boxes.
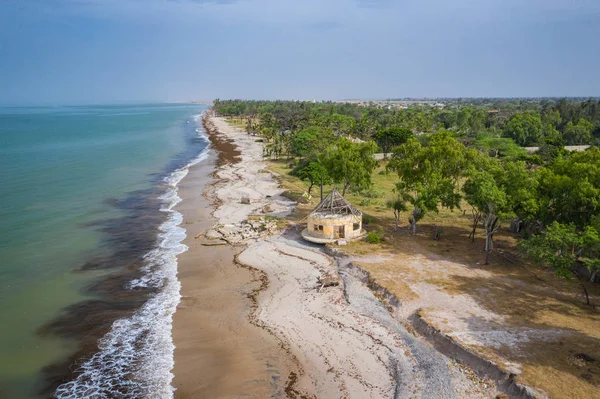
[301,188,364,244]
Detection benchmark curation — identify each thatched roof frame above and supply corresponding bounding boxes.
[309,188,362,219]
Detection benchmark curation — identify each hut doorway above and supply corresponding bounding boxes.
[335,225,345,238]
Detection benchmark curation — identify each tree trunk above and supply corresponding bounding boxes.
[433,225,440,240]
[510,218,522,233]
[342,182,350,196]
[484,232,493,265]
[320,173,324,201]
[469,210,481,242]
[409,206,421,235]
[484,211,499,265]
[572,270,591,306]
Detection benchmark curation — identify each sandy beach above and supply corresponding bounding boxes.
[172,112,494,398]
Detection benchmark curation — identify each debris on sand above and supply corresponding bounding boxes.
[316,274,340,291]
[201,217,279,244]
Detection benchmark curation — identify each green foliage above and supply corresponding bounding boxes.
[291,126,332,157]
[355,189,383,198]
[543,124,563,146]
[386,193,409,230]
[321,138,378,195]
[503,112,543,146]
[563,119,594,145]
[362,214,376,225]
[292,159,331,195]
[366,231,383,244]
[372,127,412,156]
[521,222,600,304]
[214,98,600,152]
[388,130,467,233]
[537,147,600,229]
[463,156,515,263]
[503,161,539,223]
[473,132,526,158]
[464,164,509,216]
[536,144,561,163]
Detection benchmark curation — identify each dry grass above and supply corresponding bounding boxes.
[266,157,600,399]
[223,117,248,130]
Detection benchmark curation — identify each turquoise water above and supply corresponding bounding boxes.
[0,103,208,398]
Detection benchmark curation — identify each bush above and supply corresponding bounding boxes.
[366,231,383,244]
[363,189,384,198]
[352,188,384,198]
[362,214,376,225]
[360,198,371,206]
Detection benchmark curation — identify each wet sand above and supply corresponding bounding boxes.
[171,122,292,398]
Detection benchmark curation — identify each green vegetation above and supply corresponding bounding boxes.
[366,231,383,244]
[214,98,600,305]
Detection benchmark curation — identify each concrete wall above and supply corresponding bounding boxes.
[307,215,362,240]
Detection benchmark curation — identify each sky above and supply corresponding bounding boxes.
[0,0,599,104]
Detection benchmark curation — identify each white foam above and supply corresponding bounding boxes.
[54,122,211,399]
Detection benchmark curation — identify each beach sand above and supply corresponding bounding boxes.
[172,112,493,398]
[171,128,293,398]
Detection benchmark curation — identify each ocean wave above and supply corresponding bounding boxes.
[54,123,210,399]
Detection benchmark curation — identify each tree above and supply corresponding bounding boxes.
[521,222,600,305]
[330,114,355,136]
[386,191,409,231]
[388,130,466,234]
[542,108,562,128]
[463,162,512,264]
[543,124,563,146]
[321,138,378,196]
[503,161,540,234]
[473,132,526,159]
[537,148,600,230]
[293,160,331,197]
[563,119,594,145]
[372,127,413,158]
[291,127,331,157]
[503,112,543,146]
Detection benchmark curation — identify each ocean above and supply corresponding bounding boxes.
[0,103,210,398]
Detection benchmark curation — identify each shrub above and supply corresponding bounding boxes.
[366,231,383,244]
[362,214,376,225]
[363,189,383,198]
[351,188,384,198]
[360,198,371,206]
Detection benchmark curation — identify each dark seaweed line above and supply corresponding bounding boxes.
[36,113,208,398]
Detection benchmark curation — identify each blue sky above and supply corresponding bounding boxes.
[1,0,599,104]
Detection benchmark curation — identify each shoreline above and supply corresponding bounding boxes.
[172,111,496,398]
[39,108,209,399]
[171,112,294,398]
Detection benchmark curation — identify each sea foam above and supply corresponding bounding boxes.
[54,116,210,399]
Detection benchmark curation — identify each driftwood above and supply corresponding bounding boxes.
[316,275,340,292]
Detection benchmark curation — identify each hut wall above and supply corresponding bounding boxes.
[307,215,362,240]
